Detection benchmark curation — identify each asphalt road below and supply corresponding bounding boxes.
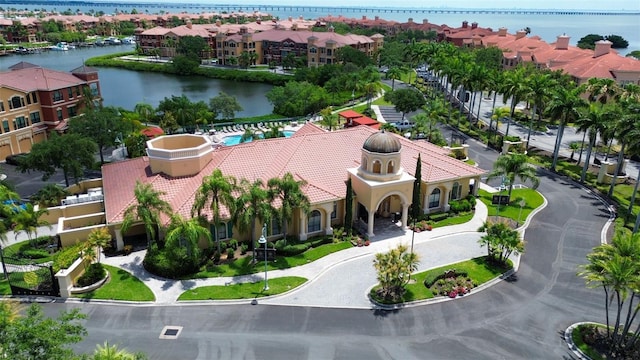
[37,133,610,359]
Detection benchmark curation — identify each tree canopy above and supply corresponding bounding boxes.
[266,81,329,117]
[19,132,97,187]
[577,34,629,49]
[69,106,124,164]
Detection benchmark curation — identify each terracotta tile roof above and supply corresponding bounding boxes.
[0,65,87,92]
[103,124,485,224]
[252,29,375,47]
[552,51,640,81]
[8,61,39,70]
[338,110,364,119]
[71,64,99,74]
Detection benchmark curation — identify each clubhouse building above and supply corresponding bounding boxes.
[102,123,484,249]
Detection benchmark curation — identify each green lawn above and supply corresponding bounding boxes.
[0,278,11,296]
[371,256,512,304]
[74,265,155,301]
[3,240,56,264]
[572,324,605,360]
[431,213,474,228]
[189,241,353,279]
[478,188,544,222]
[178,276,307,300]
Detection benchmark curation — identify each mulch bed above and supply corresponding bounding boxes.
[487,216,519,229]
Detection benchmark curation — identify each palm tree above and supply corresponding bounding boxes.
[267,173,310,246]
[92,341,142,360]
[191,169,237,256]
[486,153,540,200]
[239,128,255,143]
[568,142,580,162]
[385,67,403,91]
[12,203,50,247]
[575,103,612,183]
[319,106,338,131]
[579,230,640,356]
[500,67,527,137]
[121,181,173,248]
[165,214,211,262]
[546,84,587,171]
[477,220,525,265]
[133,102,154,126]
[607,100,640,198]
[86,227,111,263]
[523,71,554,152]
[29,184,70,208]
[233,179,273,264]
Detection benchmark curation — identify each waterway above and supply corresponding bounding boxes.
[0,45,274,117]
[2,2,638,51]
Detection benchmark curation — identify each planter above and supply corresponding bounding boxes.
[70,270,110,294]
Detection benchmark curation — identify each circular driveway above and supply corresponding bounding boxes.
[37,138,611,359]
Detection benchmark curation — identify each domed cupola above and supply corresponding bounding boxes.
[359,130,404,181]
[362,130,401,154]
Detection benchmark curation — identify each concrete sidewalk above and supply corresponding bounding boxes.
[100,200,492,307]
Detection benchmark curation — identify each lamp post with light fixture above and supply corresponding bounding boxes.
[257,224,269,291]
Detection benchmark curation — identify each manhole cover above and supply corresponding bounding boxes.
[159,326,183,340]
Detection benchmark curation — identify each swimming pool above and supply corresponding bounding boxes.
[222,130,295,146]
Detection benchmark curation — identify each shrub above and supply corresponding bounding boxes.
[52,243,83,273]
[449,199,471,214]
[310,236,331,248]
[240,244,248,255]
[428,212,449,222]
[220,242,228,251]
[123,245,133,255]
[143,244,199,278]
[20,249,50,259]
[424,269,469,288]
[33,236,55,248]
[226,247,235,259]
[228,239,238,250]
[75,263,106,287]
[275,241,310,256]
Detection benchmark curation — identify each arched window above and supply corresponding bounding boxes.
[307,210,321,233]
[450,182,461,201]
[372,160,381,174]
[429,188,441,208]
[387,161,394,174]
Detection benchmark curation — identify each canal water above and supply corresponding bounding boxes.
[0,45,275,117]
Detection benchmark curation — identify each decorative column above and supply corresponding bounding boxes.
[367,209,375,237]
[114,228,124,251]
[299,210,308,241]
[444,186,451,212]
[401,203,409,230]
[474,176,481,196]
[320,203,334,236]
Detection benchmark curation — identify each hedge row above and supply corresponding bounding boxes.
[423,269,469,288]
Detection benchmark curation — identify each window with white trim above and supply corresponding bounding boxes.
[429,188,441,208]
[307,210,321,233]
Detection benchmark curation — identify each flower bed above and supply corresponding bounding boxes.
[425,269,477,298]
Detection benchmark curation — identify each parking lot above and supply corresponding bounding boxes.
[0,163,67,200]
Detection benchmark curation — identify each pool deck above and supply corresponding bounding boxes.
[209,122,304,146]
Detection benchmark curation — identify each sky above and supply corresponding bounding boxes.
[129,0,640,11]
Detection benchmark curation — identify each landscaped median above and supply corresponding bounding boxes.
[178,276,307,301]
[369,256,513,305]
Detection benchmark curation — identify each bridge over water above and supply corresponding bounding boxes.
[1,1,638,16]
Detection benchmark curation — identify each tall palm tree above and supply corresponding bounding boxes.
[500,67,527,137]
[546,83,587,171]
[486,153,540,200]
[121,181,173,248]
[608,100,640,198]
[523,71,555,152]
[233,179,273,264]
[579,230,640,356]
[267,173,310,246]
[385,67,403,91]
[191,169,237,255]
[575,103,617,183]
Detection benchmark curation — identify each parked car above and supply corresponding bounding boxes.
[5,153,27,166]
[391,120,415,131]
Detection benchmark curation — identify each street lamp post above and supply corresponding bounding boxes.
[257,224,269,291]
[517,198,526,226]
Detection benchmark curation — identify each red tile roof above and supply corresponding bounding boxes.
[103,123,484,224]
[0,65,87,92]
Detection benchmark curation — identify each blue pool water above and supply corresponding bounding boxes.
[223,130,295,146]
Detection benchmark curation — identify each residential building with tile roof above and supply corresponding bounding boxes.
[480,30,640,85]
[101,123,484,249]
[0,62,101,161]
